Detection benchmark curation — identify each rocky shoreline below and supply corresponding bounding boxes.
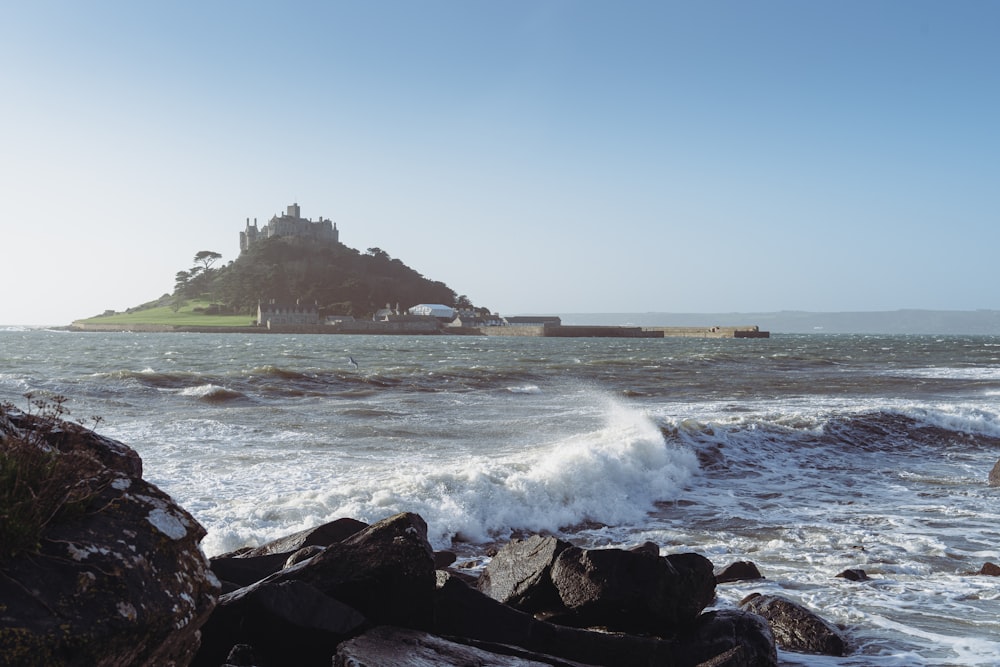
[3,404,997,666]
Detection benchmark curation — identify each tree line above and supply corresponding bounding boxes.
[171,237,465,318]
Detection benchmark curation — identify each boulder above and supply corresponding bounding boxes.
[210,517,370,590]
[674,609,778,667]
[715,561,764,583]
[435,570,776,667]
[835,568,869,581]
[477,534,572,613]
[979,562,1000,576]
[193,579,366,667]
[739,593,847,656]
[241,517,369,556]
[479,536,716,637]
[334,625,591,666]
[0,413,218,666]
[547,546,716,635]
[274,511,437,628]
[989,459,1000,487]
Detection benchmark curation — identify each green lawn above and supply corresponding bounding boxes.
[74,301,255,327]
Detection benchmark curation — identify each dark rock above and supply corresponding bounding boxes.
[223,643,262,666]
[0,417,218,666]
[334,625,591,666]
[547,546,716,635]
[477,534,573,612]
[979,562,1000,576]
[194,579,366,667]
[739,593,847,656]
[3,408,143,477]
[835,568,869,581]
[716,561,764,583]
[285,544,325,567]
[629,540,661,556]
[211,551,291,588]
[242,517,368,557]
[435,570,775,667]
[210,517,371,589]
[276,511,437,629]
[434,549,457,568]
[677,609,778,667]
[989,459,1000,486]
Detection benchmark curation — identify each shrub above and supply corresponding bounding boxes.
[0,394,108,562]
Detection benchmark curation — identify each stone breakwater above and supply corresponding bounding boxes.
[68,322,770,338]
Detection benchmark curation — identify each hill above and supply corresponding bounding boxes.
[208,237,458,317]
[79,236,463,326]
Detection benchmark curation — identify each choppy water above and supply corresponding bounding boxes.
[2,329,999,665]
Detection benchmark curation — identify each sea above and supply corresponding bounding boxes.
[1,328,998,665]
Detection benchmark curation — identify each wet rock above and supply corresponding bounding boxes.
[739,593,847,656]
[477,534,573,612]
[989,459,1000,486]
[716,560,764,583]
[547,546,716,634]
[835,568,869,581]
[979,562,1000,576]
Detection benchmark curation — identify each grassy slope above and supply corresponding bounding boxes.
[73,300,254,327]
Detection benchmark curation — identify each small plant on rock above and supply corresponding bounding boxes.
[0,393,109,562]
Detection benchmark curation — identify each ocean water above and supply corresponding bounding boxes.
[2,329,999,665]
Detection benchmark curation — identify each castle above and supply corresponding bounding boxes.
[240,203,338,253]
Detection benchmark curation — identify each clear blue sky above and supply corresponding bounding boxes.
[3,1,998,325]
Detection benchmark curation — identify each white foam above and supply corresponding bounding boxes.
[192,396,699,552]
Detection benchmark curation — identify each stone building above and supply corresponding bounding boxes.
[240,203,338,253]
[257,299,319,328]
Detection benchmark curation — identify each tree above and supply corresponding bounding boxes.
[193,251,222,271]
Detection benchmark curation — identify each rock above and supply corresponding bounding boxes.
[739,593,847,656]
[242,517,369,556]
[676,609,778,667]
[276,511,437,628]
[211,551,292,589]
[715,561,764,583]
[193,579,366,667]
[3,407,143,477]
[334,625,591,666]
[989,459,1000,486]
[285,544,325,567]
[629,541,661,556]
[477,534,572,613]
[835,568,869,581]
[222,643,262,666]
[434,549,457,568]
[979,562,1000,576]
[435,570,775,667]
[210,517,370,589]
[0,414,218,666]
[547,546,717,635]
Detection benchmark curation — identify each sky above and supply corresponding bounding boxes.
[2,1,998,325]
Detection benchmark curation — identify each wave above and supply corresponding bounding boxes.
[199,397,700,553]
[178,384,248,403]
[658,407,1000,480]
